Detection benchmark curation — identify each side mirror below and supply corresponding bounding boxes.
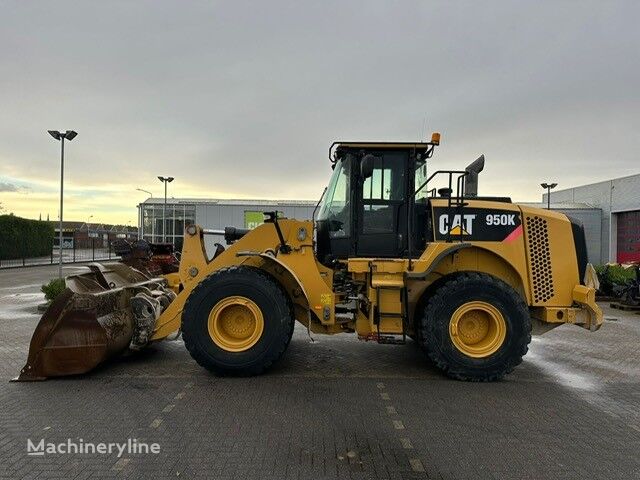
[361,154,377,179]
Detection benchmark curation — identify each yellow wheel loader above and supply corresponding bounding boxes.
[16,133,602,382]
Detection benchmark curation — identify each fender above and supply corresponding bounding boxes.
[407,241,530,304]
[256,253,317,335]
[405,243,472,279]
[151,221,334,340]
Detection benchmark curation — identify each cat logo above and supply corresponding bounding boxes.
[439,214,476,236]
[433,207,522,242]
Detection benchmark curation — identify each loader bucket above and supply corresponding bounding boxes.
[14,263,175,381]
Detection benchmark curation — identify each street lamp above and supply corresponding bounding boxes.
[540,182,558,210]
[48,129,78,279]
[157,176,174,243]
[136,188,153,240]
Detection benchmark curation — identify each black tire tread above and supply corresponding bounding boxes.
[420,272,532,382]
[182,265,294,376]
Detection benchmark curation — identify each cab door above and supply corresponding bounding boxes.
[356,151,408,257]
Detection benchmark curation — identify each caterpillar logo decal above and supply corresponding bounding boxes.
[434,207,522,242]
[439,214,476,236]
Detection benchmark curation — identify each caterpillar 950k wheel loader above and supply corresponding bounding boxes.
[16,133,602,382]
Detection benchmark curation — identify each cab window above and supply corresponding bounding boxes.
[317,159,351,238]
[361,153,405,234]
[415,161,428,202]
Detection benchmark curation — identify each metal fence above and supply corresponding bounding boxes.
[0,239,120,269]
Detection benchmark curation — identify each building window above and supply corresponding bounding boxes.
[141,203,195,248]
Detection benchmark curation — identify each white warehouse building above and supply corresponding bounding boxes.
[543,173,640,264]
[137,198,317,253]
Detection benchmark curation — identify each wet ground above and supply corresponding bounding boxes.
[0,264,639,479]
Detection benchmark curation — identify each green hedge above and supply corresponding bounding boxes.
[41,278,66,301]
[0,215,54,260]
[594,263,637,297]
[594,264,636,285]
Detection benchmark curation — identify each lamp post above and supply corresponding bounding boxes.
[540,182,558,210]
[136,188,153,240]
[48,130,78,279]
[84,215,93,252]
[157,176,174,243]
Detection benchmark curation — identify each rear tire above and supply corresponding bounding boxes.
[182,266,294,376]
[419,272,531,382]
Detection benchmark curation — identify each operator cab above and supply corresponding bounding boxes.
[316,136,440,264]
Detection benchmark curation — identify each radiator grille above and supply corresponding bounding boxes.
[526,216,554,303]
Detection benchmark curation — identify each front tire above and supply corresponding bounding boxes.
[182,266,294,376]
[419,272,531,382]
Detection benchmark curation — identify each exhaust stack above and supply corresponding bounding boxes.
[465,155,485,197]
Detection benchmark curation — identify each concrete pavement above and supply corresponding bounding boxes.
[0,264,639,479]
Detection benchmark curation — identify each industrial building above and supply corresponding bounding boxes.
[543,173,640,264]
[137,198,317,253]
[53,221,138,249]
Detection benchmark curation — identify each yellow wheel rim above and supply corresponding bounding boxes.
[449,301,507,358]
[208,296,264,352]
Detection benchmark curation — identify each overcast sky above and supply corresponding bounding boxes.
[0,1,638,224]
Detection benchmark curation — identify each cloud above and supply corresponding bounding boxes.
[0,178,31,194]
[0,182,20,192]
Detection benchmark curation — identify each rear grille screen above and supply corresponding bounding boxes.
[526,216,554,303]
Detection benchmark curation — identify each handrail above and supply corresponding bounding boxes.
[413,169,471,243]
[414,170,467,197]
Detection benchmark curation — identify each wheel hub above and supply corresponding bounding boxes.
[208,296,264,352]
[449,301,506,358]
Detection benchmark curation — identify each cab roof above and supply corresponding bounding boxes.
[330,141,438,163]
[333,141,434,151]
